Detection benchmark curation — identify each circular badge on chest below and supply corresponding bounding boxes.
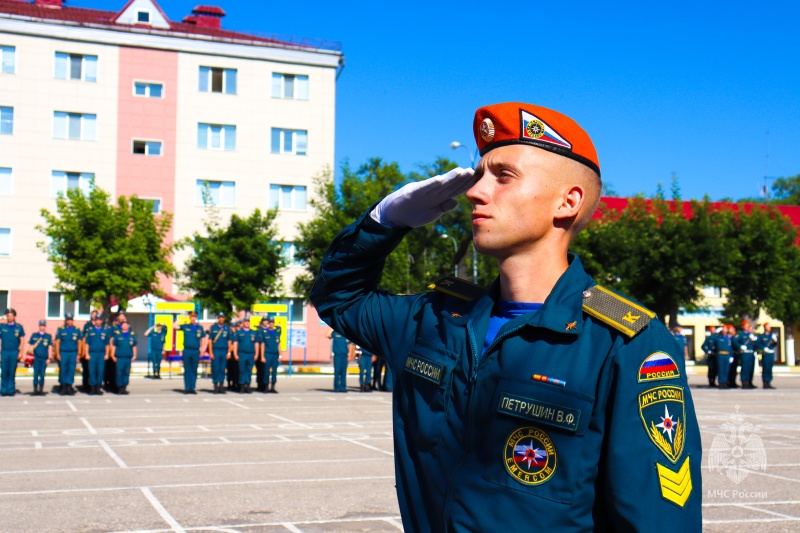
[504,426,557,486]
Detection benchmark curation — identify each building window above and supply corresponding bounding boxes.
[132,139,162,156]
[0,106,13,135]
[198,66,236,94]
[281,242,304,267]
[137,10,150,23]
[272,73,308,100]
[54,52,98,82]
[196,180,235,208]
[0,228,10,256]
[51,171,93,197]
[53,112,97,141]
[0,167,10,196]
[270,129,307,155]
[133,81,163,98]
[274,297,305,323]
[702,287,722,298]
[269,184,307,211]
[142,198,161,214]
[1,46,15,74]
[47,292,92,319]
[0,291,7,312]
[197,123,236,151]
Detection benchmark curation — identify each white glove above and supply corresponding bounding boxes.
[370,167,475,228]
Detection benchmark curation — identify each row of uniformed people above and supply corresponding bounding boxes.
[0,308,136,397]
[159,311,285,395]
[701,320,778,389]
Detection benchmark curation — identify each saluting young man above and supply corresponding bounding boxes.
[144,322,167,379]
[311,102,702,531]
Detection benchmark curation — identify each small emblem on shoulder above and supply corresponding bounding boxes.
[428,276,487,302]
[504,426,557,486]
[639,385,686,463]
[582,285,655,338]
[565,321,577,331]
[639,352,680,383]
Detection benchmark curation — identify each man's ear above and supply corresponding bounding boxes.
[554,184,584,221]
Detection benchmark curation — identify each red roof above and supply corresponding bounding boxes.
[193,5,225,16]
[0,0,333,50]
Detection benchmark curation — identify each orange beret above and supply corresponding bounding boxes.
[473,102,600,176]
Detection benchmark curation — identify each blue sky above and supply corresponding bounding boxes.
[80,0,799,201]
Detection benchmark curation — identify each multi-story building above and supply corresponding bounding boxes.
[0,0,343,362]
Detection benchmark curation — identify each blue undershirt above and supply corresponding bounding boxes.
[483,300,543,355]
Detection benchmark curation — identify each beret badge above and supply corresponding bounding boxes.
[480,118,495,142]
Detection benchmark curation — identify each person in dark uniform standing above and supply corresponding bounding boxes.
[311,102,702,531]
[55,313,82,396]
[701,326,720,387]
[109,320,136,395]
[371,352,386,391]
[84,313,111,395]
[254,318,269,392]
[233,318,257,393]
[207,312,231,394]
[28,320,53,396]
[672,325,689,361]
[176,311,206,394]
[144,323,167,379]
[258,318,282,393]
[227,319,240,391]
[327,330,352,392]
[357,345,373,392]
[734,320,758,389]
[726,323,741,388]
[712,324,735,389]
[756,323,778,389]
[0,309,25,396]
[79,310,98,393]
[105,312,126,393]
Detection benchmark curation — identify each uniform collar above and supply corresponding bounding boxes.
[473,254,593,337]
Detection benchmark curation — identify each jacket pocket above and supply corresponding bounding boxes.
[481,378,594,504]
[394,341,457,455]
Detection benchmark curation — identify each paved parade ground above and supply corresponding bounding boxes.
[0,371,798,532]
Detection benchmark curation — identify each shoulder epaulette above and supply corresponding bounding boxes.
[582,285,655,338]
[427,275,487,302]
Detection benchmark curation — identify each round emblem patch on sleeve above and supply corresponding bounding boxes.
[504,427,557,485]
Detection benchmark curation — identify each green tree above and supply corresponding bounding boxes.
[179,208,285,314]
[37,184,174,319]
[768,174,800,205]
[717,204,800,324]
[293,158,479,299]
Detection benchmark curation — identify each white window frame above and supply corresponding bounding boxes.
[0,106,13,135]
[271,73,309,100]
[54,51,98,82]
[269,184,307,211]
[133,80,164,98]
[270,128,307,156]
[197,123,236,151]
[132,139,163,156]
[198,66,237,94]
[140,197,162,214]
[0,167,11,197]
[0,228,10,257]
[53,111,97,141]
[281,242,304,267]
[1,46,15,75]
[196,180,236,208]
[46,292,92,320]
[51,171,94,198]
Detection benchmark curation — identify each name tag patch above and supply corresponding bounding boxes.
[404,354,444,385]
[498,393,581,432]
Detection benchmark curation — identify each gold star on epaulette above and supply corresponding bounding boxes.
[565,321,577,331]
[451,313,462,318]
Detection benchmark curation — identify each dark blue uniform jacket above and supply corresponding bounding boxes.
[311,211,702,532]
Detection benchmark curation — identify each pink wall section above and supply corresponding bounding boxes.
[6,290,45,335]
[116,47,178,293]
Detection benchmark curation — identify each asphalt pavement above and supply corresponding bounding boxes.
[0,371,798,532]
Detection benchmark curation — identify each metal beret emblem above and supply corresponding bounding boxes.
[480,118,495,142]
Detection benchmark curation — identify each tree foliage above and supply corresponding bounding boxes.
[292,158,491,299]
[37,184,174,318]
[179,209,285,314]
[768,174,800,205]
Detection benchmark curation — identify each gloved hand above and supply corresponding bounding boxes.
[370,167,475,228]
